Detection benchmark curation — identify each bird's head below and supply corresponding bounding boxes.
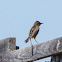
[34,21,43,26]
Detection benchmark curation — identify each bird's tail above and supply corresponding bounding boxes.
[24,37,30,43]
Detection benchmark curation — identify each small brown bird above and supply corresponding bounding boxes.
[24,21,43,44]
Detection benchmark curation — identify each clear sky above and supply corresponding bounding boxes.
[0,0,62,62]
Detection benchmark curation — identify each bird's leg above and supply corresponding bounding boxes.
[30,39,32,45]
[30,39,33,56]
[34,39,38,44]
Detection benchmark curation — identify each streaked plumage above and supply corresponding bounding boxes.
[24,21,43,43]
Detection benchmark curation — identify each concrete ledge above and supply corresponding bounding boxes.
[0,38,16,53]
[0,37,62,62]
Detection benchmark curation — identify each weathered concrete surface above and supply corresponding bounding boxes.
[0,37,62,62]
[0,38,22,62]
[0,38,16,52]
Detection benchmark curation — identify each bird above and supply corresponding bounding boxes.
[24,21,43,45]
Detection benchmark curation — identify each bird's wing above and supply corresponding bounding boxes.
[29,26,35,37]
[29,26,39,38]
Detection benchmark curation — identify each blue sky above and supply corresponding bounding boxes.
[0,0,62,62]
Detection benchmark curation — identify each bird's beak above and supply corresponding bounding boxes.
[40,23,43,24]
